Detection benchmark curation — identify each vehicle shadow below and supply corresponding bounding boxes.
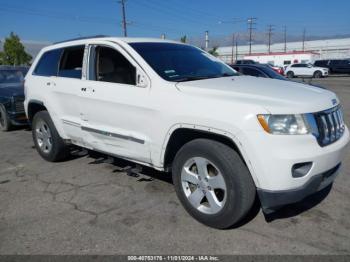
[263,184,332,222]
[85,149,173,184]
[59,149,333,228]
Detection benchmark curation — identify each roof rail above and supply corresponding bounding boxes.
[53,35,110,44]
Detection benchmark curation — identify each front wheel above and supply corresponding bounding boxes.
[32,111,69,162]
[172,139,256,229]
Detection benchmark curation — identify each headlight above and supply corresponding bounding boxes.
[257,114,310,135]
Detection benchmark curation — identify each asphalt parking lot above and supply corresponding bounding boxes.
[0,76,349,255]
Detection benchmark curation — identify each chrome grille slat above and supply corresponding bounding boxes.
[314,106,345,147]
[333,111,340,139]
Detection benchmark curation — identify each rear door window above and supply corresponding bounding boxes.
[58,46,85,79]
[34,49,62,76]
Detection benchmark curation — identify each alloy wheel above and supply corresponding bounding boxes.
[181,157,227,214]
[35,120,53,154]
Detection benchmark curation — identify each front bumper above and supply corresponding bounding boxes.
[237,125,349,211]
[7,110,28,126]
[257,163,341,211]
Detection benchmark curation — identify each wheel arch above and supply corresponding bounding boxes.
[161,124,260,186]
[27,100,47,124]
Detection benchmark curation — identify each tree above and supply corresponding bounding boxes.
[0,32,32,66]
[208,46,219,57]
[180,35,187,43]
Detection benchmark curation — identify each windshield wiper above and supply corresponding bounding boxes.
[174,73,235,82]
[174,75,217,82]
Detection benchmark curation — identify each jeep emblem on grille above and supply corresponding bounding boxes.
[332,98,337,105]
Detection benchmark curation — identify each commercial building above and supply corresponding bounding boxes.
[217,37,350,66]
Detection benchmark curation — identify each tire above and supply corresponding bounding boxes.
[32,111,69,162]
[286,71,294,78]
[313,71,322,78]
[0,104,12,132]
[172,138,256,229]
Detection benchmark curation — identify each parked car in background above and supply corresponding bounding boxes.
[24,37,349,229]
[0,66,28,131]
[285,63,329,78]
[231,64,287,80]
[263,64,284,75]
[234,59,257,65]
[231,64,326,89]
[314,59,350,74]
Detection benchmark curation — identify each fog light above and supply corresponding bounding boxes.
[292,162,313,178]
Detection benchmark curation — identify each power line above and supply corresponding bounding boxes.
[247,17,257,54]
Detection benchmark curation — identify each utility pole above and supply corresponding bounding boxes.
[119,0,127,37]
[235,35,239,61]
[231,34,235,64]
[247,17,257,54]
[205,31,209,50]
[302,28,306,52]
[267,25,274,53]
[283,26,287,52]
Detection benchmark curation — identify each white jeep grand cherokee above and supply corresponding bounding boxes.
[24,37,349,228]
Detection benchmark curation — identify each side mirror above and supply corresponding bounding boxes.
[136,70,149,88]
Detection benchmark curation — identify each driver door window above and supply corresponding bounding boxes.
[90,46,136,85]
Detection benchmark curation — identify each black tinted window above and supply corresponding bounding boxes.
[242,67,266,77]
[94,46,136,85]
[58,46,85,79]
[34,49,62,76]
[314,60,328,67]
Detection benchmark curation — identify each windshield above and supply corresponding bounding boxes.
[129,42,238,82]
[0,69,27,85]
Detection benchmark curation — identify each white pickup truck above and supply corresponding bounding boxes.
[24,37,349,228]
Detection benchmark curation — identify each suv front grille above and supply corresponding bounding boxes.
[13,97,25,113]
[314,106,345,147]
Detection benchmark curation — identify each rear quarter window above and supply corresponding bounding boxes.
[34,49,62,76]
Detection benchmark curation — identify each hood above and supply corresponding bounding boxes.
[175,76,338,114]
[0,83,25,98]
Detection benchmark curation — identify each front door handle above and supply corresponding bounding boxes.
[81,87,95,93]
[46,81,56,87]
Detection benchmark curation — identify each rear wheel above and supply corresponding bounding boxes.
[313,70,322,78]
[286,71,294,78]
[172,139,256,229]
[0,105,12,132]
[32,111,69,162]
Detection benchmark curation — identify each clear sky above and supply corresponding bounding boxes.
[0,0,349,42]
